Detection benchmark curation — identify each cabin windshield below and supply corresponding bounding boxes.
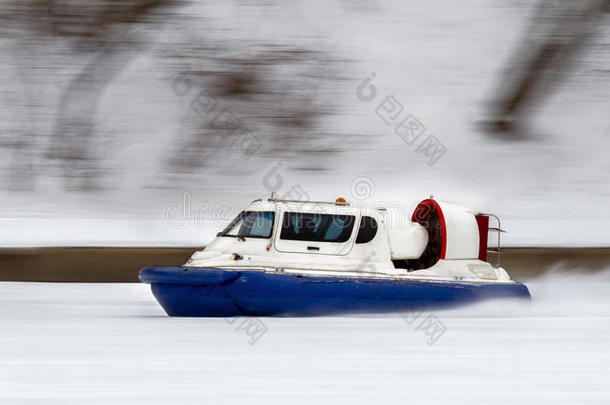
[220,211,275,238]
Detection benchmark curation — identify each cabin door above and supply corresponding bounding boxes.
[274,210,357,255]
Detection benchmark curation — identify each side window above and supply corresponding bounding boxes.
[280,213,355,243]
[356,216,378,244]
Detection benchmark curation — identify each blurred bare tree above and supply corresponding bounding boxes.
[1,0,178,190]
[164,44,345,176]
[481,0,609,138]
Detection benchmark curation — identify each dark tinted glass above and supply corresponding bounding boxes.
[356,216,378,244]
[280,213,355,243]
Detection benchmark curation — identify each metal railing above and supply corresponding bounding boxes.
[267,192,350,206]
[480,212,505,267]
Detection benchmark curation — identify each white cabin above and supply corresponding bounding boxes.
[185,196,513,283]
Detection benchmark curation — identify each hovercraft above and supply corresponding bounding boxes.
[140,195,531,316]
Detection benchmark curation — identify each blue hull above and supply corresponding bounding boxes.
[139,267,531,317]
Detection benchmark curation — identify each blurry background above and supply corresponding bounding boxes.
[0,0,609,249]
[2,3,610,401]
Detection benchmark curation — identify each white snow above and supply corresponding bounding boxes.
[2,269,610,404]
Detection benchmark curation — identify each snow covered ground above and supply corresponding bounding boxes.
[2,269,610,404]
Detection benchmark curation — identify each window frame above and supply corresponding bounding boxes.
[218,211,276,239]
[279,212,357,243]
